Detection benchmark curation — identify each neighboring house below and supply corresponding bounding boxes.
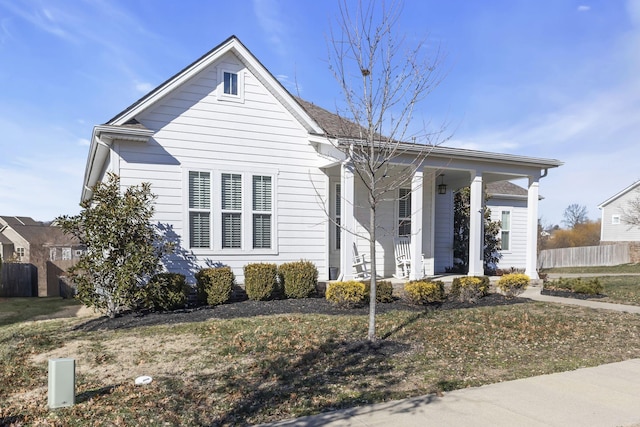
[0,216,83,296]
[598,180,640,242]
[81,35,562,282]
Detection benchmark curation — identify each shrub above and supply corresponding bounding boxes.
[196,267,235,306]
[278,260,318,299]
[363,280,394,303]
[142,273,189,311]
[326,280,366,308]
[496,273,529,298]
[244,263,278,301]
[548,277,602,295]
[450,276,489,303]
[404,280,445,305]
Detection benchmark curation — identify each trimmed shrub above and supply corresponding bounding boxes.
[244,263,278,301]
[450,276,489,303]
[404,280,445,305]
[497,273,529,298]
[278,260,318,299]
[363,280,394,303]
[196,267,235,306]
[143,273,189,311]
[548,277,603,295]
[326,280,366,308]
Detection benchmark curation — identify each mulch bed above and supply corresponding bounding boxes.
[75,293,530,332]
[541,289,606,300]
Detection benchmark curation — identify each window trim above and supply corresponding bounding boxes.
[612,214,621,225]
[185,166,277,255]
[398,188,411,237]
[217,68,244,103]
[334,182,341,250]
[500,209,512,252]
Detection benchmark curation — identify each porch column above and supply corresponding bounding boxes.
[339,162,356,281]
[409,169,424,280]
[525,176,540,279]
[468,172,484,276]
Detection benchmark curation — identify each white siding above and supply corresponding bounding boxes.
[487,198,528,270]
[114,53,327,283]
[434,190,454,273]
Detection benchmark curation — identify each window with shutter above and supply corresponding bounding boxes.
[398,188,411,236]
[335,183,341,250]
[501,210,511,251]
[222,173,242,248]
[189,171,211,248]
[253,175,272,249]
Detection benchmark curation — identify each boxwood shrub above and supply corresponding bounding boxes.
[450,276,490,303]
[404,280,445,305]
[143,272,189,311]
[244,263,278,301]
[363,280,394,303]
[195,266,235,306]
[549,277,603,295]
[496,273,529,298]
[278,260,318,299]
[326,280,366,308]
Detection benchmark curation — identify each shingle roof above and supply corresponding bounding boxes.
[0,216,77,246]
[294,97,366,139]
[486,181,528,197]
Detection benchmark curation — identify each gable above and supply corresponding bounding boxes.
[598,180,640,209]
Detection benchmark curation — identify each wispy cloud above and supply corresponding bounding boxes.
[0,17,12,44]
[252,0,288,57]
[135,81,154,93]
[577,5,591,12]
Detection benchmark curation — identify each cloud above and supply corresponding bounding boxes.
[252,0,288,57]
[577,5,591,12]
[135,81,154,93]
[77,138,90,147]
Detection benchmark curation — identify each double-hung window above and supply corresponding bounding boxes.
[500,210,511,251]
[189,171,211,248]
[252,176,272,249]
[223,71,238,96]
[398,188,411,236]
[221,173,242,249]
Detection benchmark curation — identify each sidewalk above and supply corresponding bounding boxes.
[260,286,640,427]
[262,359,640,426]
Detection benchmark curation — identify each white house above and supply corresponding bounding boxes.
[81,36,562,282]
[598,180,640,242]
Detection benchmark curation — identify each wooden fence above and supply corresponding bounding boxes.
[538,244,631,269]
[0,263,38,297]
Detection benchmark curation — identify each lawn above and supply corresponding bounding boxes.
[3,295,640,426]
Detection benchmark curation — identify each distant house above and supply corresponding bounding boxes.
[0,216,83,296]
[81,35,562,282]
[598,181,640,243]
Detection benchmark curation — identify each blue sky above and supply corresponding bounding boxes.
[1,0,639,227]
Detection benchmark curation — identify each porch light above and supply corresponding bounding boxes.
[438,175,447,195]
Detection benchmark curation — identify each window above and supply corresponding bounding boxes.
[223,72,238,95]
[189,171,211,248]
[15,247,25,259]
[612,215,621,225]
[398,188,411,236]
[222,173,242,249]
[335,183,341,250]
[62,247,72,260]
[500,210,511,251]
[253,176,272,249]
[50,248,57,261]
[75,249,84,257]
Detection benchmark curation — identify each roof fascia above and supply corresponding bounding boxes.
[598,180,640,208]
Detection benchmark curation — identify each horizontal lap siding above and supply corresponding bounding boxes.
[117,55,327,282]
[487,199,527,270]
[601,195,640,242]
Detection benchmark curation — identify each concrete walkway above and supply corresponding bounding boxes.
[259,286,640,427]
[262,359,640,427]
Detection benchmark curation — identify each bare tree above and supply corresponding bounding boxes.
[328,0,447,340]
[621,188,640,227]
[562,203,588,229]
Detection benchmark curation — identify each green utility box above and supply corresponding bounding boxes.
[48,358,75,409]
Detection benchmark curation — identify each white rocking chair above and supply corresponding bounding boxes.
[393,236,412,279]
[352,243,370,279]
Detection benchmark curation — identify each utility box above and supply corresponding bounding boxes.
[48,358,75,409]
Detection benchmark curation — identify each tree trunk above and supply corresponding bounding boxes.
[367,204,377,341]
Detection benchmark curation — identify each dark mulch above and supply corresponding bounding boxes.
[74,293,530,332]
[541,289,606,300]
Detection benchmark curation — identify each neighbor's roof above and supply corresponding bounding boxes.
[0,216,77,246]
[486,181,528,197]
[598,180,640,208]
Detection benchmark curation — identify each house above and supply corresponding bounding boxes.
[81,35,562,283]
[486,181,533,272]
[0,216,82,296]
[598,181,640,244]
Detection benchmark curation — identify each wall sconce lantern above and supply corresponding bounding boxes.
[438,175,447,195]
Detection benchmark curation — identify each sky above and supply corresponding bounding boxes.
[1,0,639,227]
